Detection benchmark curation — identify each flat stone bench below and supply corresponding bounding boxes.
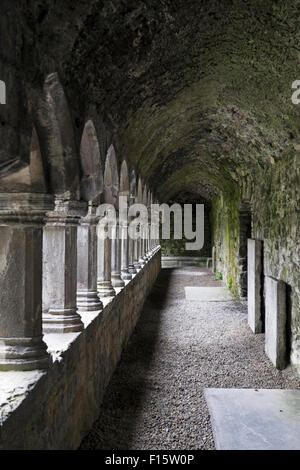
[161,256,209,268]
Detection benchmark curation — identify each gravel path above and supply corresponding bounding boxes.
[80,267,300,450]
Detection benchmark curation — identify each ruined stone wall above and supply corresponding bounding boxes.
[250,152,300,374]
[211,189,240,297]
[0,250,161,450]
[211,150,300,371]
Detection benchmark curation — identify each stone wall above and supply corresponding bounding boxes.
[211,149,299,372]
[249,151,300,374]
[211,190,240,297]
[0,250,161,450]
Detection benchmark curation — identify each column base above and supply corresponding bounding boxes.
[97,281,116,298]
[111,274,125,288]
[128,263,137,274]
[0,336,51,371]
[139,257,146,267]
[43,308,84,334]
[134,261,142,270]
[77,290,103,312]
[121,269,132,281]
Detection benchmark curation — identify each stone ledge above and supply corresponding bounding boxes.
[0,249,161,450]
[161,256,209,267]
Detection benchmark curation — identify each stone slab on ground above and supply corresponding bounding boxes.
[172,270,206,276]
[265,276,287,370]
[185,286,235,301]
[205,388,300,450]
[161,256,207,268]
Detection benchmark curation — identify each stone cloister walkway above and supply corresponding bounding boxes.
[80,267,300,450]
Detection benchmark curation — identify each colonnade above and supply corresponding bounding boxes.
[0,189,160,371]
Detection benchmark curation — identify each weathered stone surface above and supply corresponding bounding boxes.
[111,221,125,288]
[265,276,287,370]
[162,256,208,268]
[79,120,103,203]
[205,388,300,450]
[0,193,53,371]
[97,223,116,298]
[120,221,132,281]
[42,200,87,333]
[0,250,161,450]
[212,246,216,273]
[185,286,235,302]
[77,204,103,312]
[247,239,263,334]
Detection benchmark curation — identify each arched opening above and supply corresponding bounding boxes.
[0,127,47,193]
[35,72,80,198]
[80,119,103,202]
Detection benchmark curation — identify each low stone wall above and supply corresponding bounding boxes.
[162,256,209,268]
[0,250,161,450]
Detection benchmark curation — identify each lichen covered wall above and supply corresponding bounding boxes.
[211,189,241,297]
[211,150,299,370]
[250,151,300,373]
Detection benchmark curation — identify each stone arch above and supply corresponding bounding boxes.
[80,119,103,202]
[35,72,80,199]
[103,144,119,207]
[0,126,47,193]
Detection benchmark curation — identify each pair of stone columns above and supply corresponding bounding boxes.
[97,216,132,297]
[43,198,113,334]
[0,194,104,371]
[42,199,89,334]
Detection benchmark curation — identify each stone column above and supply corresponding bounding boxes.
[0,193,53,371]
[120,219,132,280]
[97,219,116,298]
[212,246,216,273]
[42,199,86,333]
[133,235,142,270]
[128,233,137,274]
[77,203,103,312]
[131,217,141,270]
[146,219,151,259]
[111,218,125,288]
[247,239,263,333]
[143,222,150,261]
[151,204,159,254]
[138,223,146,267]
[265,276,287,370]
